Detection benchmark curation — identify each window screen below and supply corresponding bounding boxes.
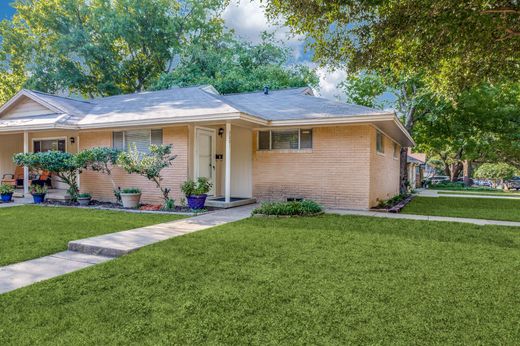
[151,129,163,146]
[33,139,66,153]
[376,131,384,153]
[258,131,270,150]
[272,130,299,149]
[113,132,125,151]
[393,143,399,158]
[113,129,163,153]
[300,129,312,149]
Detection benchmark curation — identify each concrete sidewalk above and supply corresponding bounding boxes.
[327,209,520,227]
[0,205,255,295]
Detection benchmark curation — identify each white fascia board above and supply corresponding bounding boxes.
[76,112,244,130]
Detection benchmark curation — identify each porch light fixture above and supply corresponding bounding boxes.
[70,137,75,144]
[218,128,224,137]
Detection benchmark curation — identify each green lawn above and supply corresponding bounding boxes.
[403,196,520,222]
[1,215,520,344]
[437,190,520,197]
[0,206,185,266]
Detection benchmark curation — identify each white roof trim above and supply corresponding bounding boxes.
[0,89,66,116]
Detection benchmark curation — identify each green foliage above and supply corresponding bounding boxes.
[163,198,175,210]
[0,184,15,195]
[30,184,48,195]
[117,144,176,202]
[153,33,318,94]
[78,193,92,199]
[120,188,141,194]
[377,194,408,208]
[252,200,323,216]
[474,163,517,182]
[13,151,81,201]
[75,147,121,201]
[0,0,226,102]
[339,73,387,109]
[265,0,520,96]
[180,177,212,197]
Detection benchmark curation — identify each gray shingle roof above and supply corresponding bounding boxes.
[0,85,393,127]
[219,87,392,121]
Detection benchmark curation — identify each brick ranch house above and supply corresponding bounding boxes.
[0,86,414,209]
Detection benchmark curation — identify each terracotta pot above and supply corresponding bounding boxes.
[120,193,141,209]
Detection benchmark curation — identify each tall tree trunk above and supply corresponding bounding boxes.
[463,160,471,186]
[400,147,408,194]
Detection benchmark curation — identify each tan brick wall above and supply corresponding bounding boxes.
[368,127,400,206]
[78,126,189,204]
[252,125,372,209]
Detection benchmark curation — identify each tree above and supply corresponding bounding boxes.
[13,151,81,201]
[265,0,520,96]
[152,33,318,94]
[0,0,227,103]
[474,163,518,189]
[117,144,177,207]
[74,147,121,201]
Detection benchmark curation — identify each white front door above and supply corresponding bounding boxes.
[195,128,216,195]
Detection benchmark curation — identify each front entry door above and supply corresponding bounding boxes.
[195,128,216,195]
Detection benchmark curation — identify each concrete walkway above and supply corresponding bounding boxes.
[415,188,520,200]
[327,209,520,227]
[0,205,255,294]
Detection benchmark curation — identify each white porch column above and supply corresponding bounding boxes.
[23,131,29,195]
[225,122,231,203]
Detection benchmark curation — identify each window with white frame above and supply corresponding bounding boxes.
[376,131,384,154]
[112,129,163,153]
[258,129,313,150]
[34,139,66,153]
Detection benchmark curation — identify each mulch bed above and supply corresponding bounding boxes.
[371,195,414,213]
[41,200,216,214]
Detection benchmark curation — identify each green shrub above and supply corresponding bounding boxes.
[252,200,323,216]
[0,184,14,195]
[121,188,141,194]
[181,177,212,196]
[78,193,92,198]
[377,194,408,208]
[30,185,47,195]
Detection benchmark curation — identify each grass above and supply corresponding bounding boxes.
[437,190,520,197]
[0,206,185,266]
[402,196,520,221]
[1,215,520,344]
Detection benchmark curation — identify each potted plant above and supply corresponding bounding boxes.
[30,184,47,204]
[0,183,14,203]
[77,193,92,206]
[120,187,142,208]
[181,177,212,210]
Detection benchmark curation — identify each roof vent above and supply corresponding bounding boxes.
[263,86,269,95]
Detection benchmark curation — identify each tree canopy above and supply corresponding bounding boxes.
[0,0,227,102]
[265,0,520,95]
[152,33,318,94]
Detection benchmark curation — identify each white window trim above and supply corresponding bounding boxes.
[32,137,68,153]
[257,128,313,151]
[113,129,163,152]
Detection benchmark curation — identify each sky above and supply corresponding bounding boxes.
[0,0,346,99]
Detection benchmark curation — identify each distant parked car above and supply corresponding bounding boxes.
[430,176,450,184]
[507,177,520,190]
[474,179,492,187]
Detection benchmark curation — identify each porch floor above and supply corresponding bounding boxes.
[205,197,257,209]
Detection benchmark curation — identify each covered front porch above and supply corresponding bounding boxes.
[0,130,79,200]
[190,122,256,208]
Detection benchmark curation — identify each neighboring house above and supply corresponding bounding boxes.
[0,86,414,209]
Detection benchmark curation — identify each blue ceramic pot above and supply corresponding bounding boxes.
[187,194,207,209]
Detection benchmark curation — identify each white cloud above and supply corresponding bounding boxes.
[223,0,346,100]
